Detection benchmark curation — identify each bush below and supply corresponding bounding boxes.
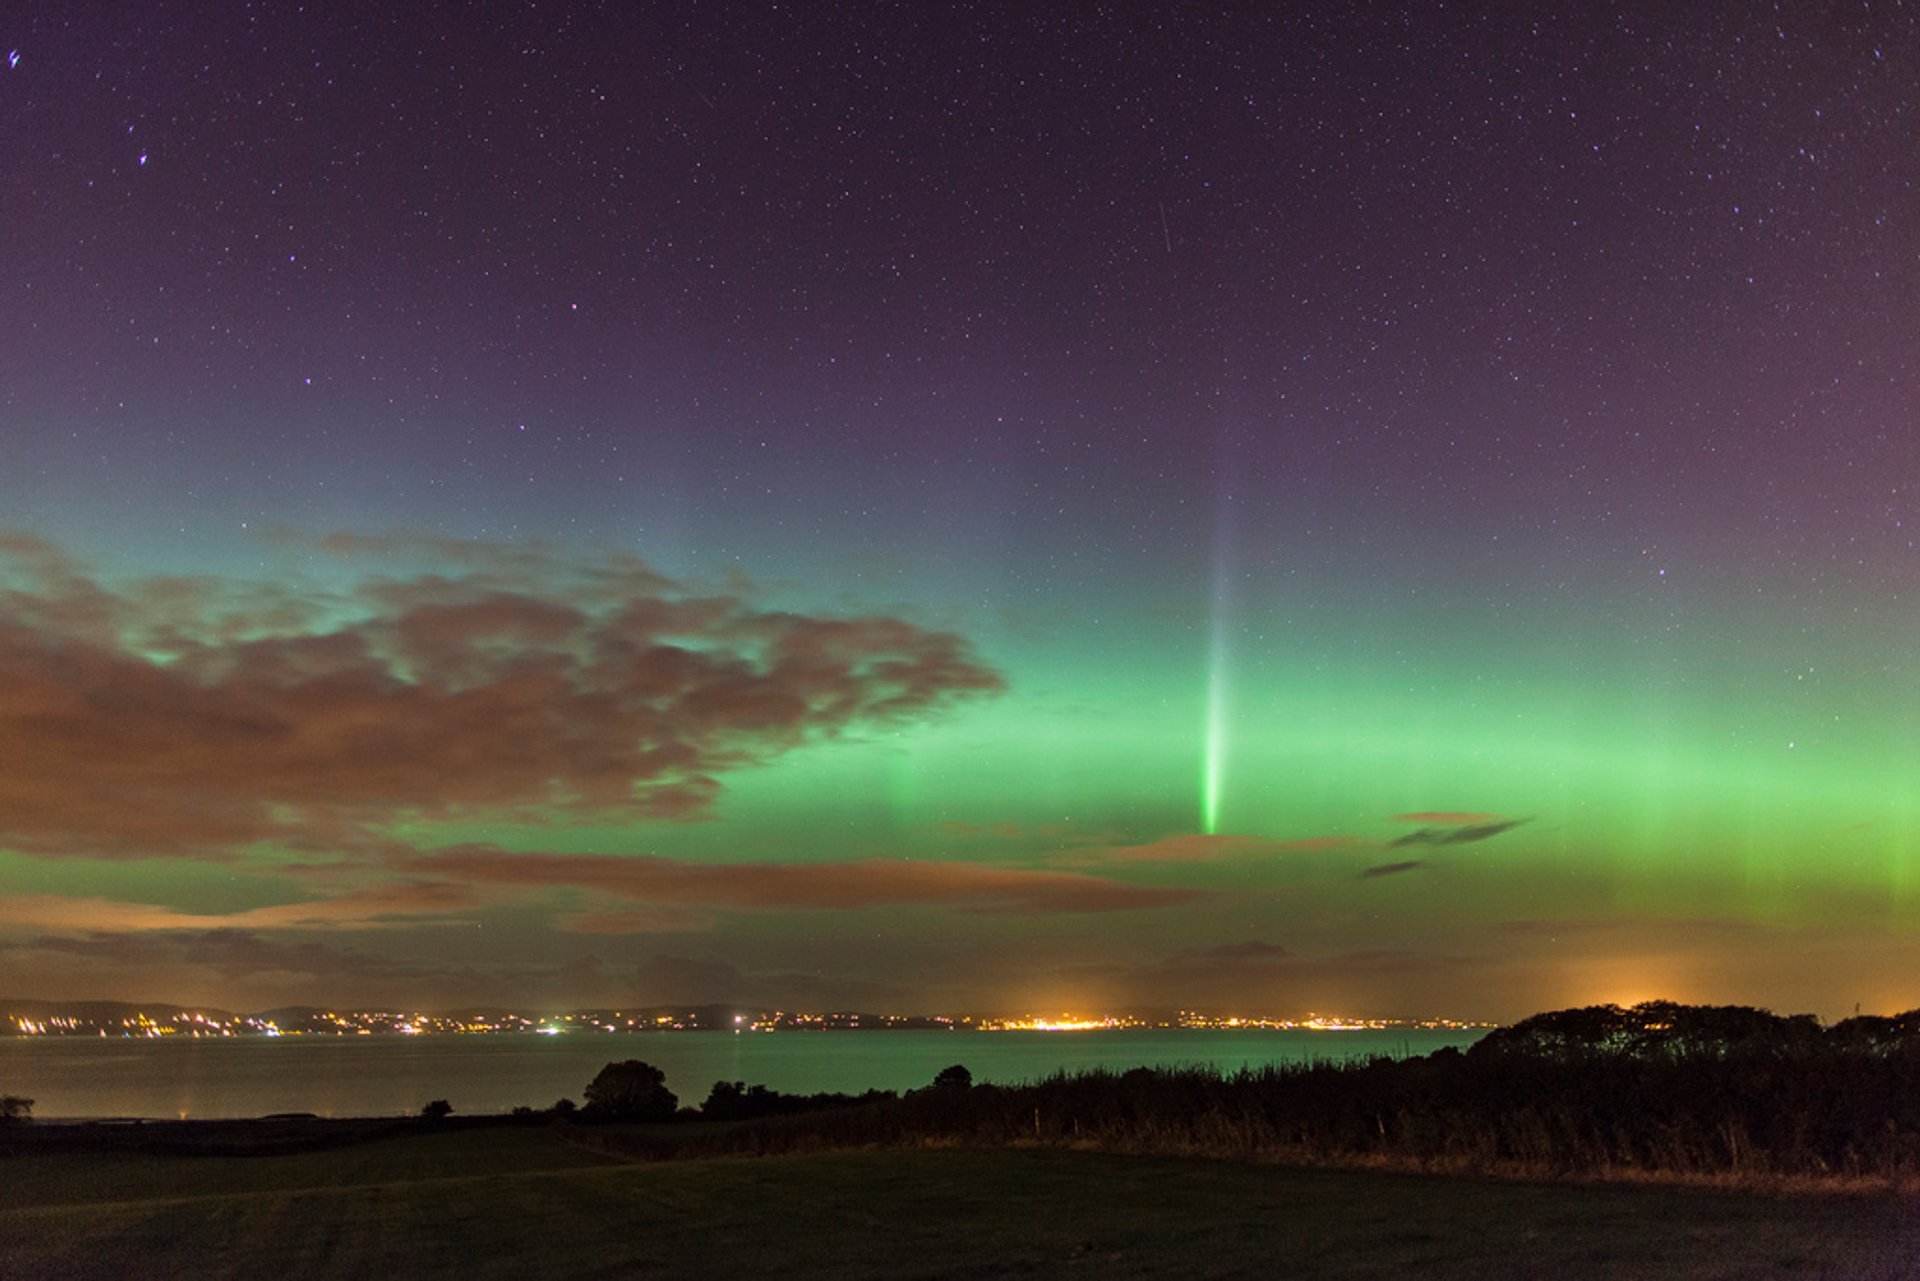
[0,1095,31,1125]
[421,1099,453,1120]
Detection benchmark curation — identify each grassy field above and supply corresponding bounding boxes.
[3,1126,1917,1279]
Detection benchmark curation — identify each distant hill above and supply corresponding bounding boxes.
[0,999,253,1036]
[1,999,243,1024]
[249,1006,330,1028]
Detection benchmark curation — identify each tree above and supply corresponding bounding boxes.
[583,1060,678,1122]
[1473,1002,1823,1062]
[701,1080,749,1120]
[0,1095,32,1124]
[421,1099,453,1121]
[1471,1004,1637,1059]
[932,1064,973,1091]
[1831,1009,1920,1053]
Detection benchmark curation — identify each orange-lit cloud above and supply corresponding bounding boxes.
[553,906,714,935]
[409,846,1206,915]
[0,882,483,933]
[1051,833,1355,866]
[0,842,1201,962]
[0,534,1003,861]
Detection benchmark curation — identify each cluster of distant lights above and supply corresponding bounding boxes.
[8,1012,284,1038]
[975,1013,1498,1033]
[8,1009,1497,1038]
[3,1010,936,1038]
[1176,1012,1498,1032]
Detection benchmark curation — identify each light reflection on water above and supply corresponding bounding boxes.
[0,1028,1485,1120]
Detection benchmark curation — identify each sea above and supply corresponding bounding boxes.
[0,1028,1486,1120]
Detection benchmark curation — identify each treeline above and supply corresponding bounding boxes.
[563,1003,1920,1185]
[503,1058,902,1127]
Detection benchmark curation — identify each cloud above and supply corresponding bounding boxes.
[1052,833,1354,866]
[410,846,1206,915]
[1360,860,1427,878]
[0,884,484,933]
[0,533,1003,861]
[553,906,714,935]
[1388,819,1529,848]
[0,846,1200,945]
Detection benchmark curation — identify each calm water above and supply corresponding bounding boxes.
[0,1029,1485,1120]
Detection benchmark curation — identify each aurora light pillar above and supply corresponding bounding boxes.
[1202,611,1229,835]
[1201,484,1233,836]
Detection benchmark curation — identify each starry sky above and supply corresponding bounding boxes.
[3,2,1918,1020]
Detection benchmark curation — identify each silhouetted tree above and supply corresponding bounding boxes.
[701,1080,751,1120]
[1471,1004,1637,1059]
[1471,1001,1820,1062]
[1830,1010,1920,1053]
[932,1064,973,1090]
[421,1098,453,1120]
[0,1095,31,1124]
[584,1060,678,1122]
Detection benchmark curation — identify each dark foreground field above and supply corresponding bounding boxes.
[3,1126,1917,1279]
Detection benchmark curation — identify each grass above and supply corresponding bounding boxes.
[0,1125,609,1210]
[3,1125,1917,1279]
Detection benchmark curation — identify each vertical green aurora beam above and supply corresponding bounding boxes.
[1202,609,1228,835]
[1201,482,1233,836]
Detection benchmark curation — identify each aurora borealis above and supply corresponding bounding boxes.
[3,3,1919,1020]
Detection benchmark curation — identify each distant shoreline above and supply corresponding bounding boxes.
[0,998,1499,1040]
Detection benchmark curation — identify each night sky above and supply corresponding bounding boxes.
[4,3,1919,1020]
